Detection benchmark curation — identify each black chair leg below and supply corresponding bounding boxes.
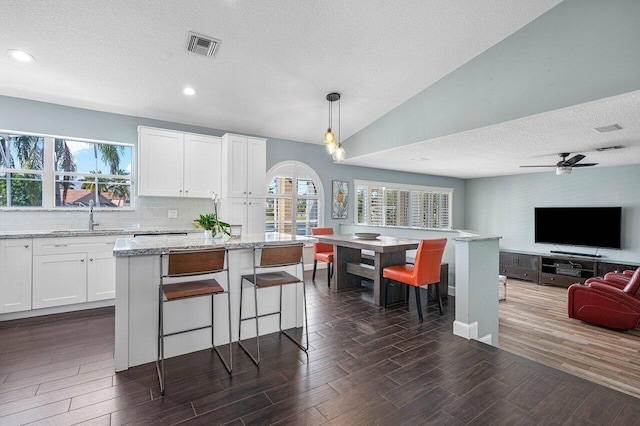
[435,282,444,315]
[414,286,423,322]
[327,263,331,287]
[382,278,389,309]
[312,260,317,281]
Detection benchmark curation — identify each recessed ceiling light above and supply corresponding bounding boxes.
[183,87,197,96]
[8,49,35,62]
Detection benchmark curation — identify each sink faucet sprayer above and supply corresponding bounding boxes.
[88,200,99,230]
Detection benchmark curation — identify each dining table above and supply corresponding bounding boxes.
[313,233,420,306]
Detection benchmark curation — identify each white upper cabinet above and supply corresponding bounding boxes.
[183,133,222,198]
[138,126,221,198]
[221,134,266,199]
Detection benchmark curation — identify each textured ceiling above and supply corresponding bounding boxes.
[9,0,630,179]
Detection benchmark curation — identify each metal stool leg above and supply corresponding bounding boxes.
[238,276,261,366]
[281,266,309,352]
[156,285,165,395]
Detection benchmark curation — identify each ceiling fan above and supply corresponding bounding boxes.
[520,152,598,175]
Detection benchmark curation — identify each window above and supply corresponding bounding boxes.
[0,131,133,209]
[355,180,452,229]
[266,161,324,236]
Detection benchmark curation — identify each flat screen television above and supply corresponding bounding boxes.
[534,207,622,249]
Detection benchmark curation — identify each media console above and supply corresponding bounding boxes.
[499,250,638,288]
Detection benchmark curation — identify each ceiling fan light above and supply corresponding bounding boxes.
[556,166,571,175]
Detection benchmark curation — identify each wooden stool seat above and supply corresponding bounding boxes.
[241,271,301,288]
[162,279,224,300]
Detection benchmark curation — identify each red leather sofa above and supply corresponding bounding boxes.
[567,268,640,330]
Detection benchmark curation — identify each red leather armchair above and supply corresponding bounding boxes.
[568,268,640,330]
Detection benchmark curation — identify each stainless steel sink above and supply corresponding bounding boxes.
[49,228,124,234]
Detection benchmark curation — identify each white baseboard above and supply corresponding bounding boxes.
[478,334,493,345]
[453,320,478,340]
[0,299,115,322]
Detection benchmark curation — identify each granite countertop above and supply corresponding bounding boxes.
[113,232,313,257]
[0,228,198,240]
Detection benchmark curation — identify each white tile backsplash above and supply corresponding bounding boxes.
[0,197,214,232]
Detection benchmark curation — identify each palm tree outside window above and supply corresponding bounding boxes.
[0,131,133,209]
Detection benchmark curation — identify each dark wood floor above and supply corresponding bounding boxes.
[2,273,640,425]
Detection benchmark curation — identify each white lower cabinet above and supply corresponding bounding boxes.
[31,236,117,310]
[32,253,87,309]
[0,239,33,313]
[87,251,116,301]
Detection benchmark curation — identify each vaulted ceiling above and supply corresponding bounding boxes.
[2,0,639,178]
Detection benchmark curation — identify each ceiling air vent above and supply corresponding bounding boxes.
[186,32,220,57]
[595,145,625,152]
[593,124,623,133]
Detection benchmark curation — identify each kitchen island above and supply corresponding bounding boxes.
[113,232,310,371]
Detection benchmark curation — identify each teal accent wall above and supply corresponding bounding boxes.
[0,95,466,229]
[345,0,640,158]
[465,165,640,263]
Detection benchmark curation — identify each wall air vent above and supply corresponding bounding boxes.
[186,32,220,57]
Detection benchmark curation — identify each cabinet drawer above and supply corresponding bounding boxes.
[539,272,584,287]
[33,236,117,255]
[500,266,537,282]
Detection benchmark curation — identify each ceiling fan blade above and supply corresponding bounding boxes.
[565,154,585,165]
[519,165,556,168]
[572,163,598,167]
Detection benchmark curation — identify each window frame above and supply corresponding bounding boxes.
[354,179,453,230]
[265,161,324,236]
[0,129,135,210]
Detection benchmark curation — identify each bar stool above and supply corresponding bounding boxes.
[238,242,308,366]
[157,246,232,395]
[311,227,334,287]
[382,238,447,322]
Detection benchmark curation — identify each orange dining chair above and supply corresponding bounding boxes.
[311,227,334,287]
[382,238,447,322]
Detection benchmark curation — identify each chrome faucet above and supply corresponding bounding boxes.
[88,200,99,230]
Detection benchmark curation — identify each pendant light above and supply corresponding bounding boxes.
[324,92,346,161]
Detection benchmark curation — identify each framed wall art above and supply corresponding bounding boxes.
[332,180,349,219]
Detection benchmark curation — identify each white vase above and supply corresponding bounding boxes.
[204,230,213,239]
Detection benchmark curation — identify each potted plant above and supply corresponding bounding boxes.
[195,213,230,239]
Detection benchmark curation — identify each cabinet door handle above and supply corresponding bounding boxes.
[80,259,85,263]
[54,244,68,247]
[248,191,252,195]
[243,191,247,194]
[89,258,94,262]
[179,189,183,193]
[185,190,189,194]
[24,244,30,248]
